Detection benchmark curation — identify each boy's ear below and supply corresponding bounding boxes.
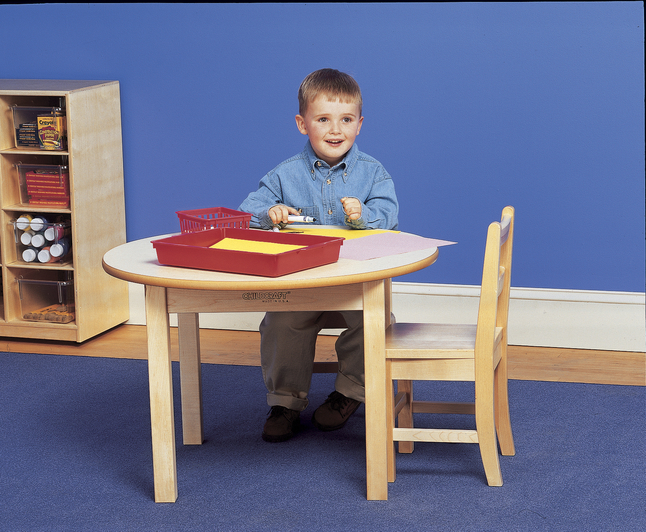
[295,114,308,135]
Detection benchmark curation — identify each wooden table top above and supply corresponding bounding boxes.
[102,229,439,291]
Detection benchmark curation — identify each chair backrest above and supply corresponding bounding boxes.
[474,206,515,356]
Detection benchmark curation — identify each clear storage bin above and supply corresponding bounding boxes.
[17,164,70,207]
[12,105,67,150]
[18,277,75,323]
[12,215,72,264]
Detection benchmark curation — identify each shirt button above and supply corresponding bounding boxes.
[344,172,347,177]
[316,161,321,167]
[328,210,333,215]
[326,179,331,185]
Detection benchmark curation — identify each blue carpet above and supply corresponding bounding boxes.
[0,352,643,531]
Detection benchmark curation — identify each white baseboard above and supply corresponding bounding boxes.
[125,282,646,352]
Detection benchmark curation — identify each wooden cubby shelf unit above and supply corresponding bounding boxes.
[0,80,129,342]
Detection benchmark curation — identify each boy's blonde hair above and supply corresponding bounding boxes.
[298,68,363,117]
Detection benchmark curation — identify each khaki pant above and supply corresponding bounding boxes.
[259,311,364,411]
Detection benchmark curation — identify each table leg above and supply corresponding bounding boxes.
[363,279,388,501]
[383,278,397,483]
[178,312,204,445]
[145,285,178,503]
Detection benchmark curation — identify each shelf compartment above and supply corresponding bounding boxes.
[17,273,75,324]
[10,216,72,265]
[0,153,70,211]
[11,105,67,151]
[17,163,70,207]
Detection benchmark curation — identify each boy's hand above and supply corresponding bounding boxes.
[341,197,362,220]
[268,204,300,225]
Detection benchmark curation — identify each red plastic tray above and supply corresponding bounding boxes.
[176,207,251,233]
[152,228,344,277]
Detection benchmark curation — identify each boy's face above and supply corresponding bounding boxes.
[295,95,363,167]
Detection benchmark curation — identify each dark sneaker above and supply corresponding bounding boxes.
[262,406,300,442]
[312,391,362,432]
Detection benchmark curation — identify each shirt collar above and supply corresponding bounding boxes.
[304,141,359,183]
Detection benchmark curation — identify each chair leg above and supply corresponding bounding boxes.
[475,373,503,486]
[494,348,516,456]
[396,380,414,454]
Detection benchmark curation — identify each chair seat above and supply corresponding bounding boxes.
[387,323,505,357]
[387,322,500,359]
[386,323,504,381]
[387,323,477,351]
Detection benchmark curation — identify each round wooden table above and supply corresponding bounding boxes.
[103,230,438,502]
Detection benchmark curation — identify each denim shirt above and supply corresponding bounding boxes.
[238,142,399,230]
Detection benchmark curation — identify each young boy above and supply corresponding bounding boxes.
[238,68,399,442]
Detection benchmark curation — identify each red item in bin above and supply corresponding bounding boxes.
[176,207,251,233]
[25,170,70,207]
[153,227,344,277]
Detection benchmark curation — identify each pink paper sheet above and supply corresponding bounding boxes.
[339,232,456,261]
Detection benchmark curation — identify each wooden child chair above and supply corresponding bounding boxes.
[385,206,516,486]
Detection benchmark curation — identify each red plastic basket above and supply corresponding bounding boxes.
[176,207,251,234]
[153,228,344,277]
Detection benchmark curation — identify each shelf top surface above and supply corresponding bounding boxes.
[0,80,118,95]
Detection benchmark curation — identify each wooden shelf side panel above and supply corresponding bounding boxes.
[67,82,129,341]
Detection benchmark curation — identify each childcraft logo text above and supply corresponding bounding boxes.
[242,291,291,302]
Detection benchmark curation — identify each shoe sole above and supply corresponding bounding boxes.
[312,418,347,432]
[312,404,361,432]
[262,420,300,443]
[262,430,296,443]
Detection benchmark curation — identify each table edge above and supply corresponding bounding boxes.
[102,249,438,290]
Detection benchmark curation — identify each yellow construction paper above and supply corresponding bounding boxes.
[282,227,399,240]
[210,238,305,254]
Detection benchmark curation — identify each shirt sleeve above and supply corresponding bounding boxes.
[238,170,283,229]
[345,167,399,230]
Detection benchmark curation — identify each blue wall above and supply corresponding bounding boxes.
[2,3,643,292]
